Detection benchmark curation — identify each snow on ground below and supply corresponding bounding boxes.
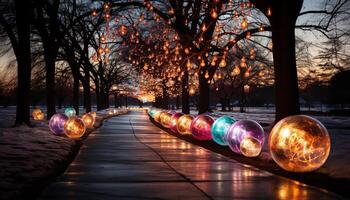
[0,106,126,200]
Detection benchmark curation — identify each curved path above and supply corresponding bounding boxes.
[39,110,342,200]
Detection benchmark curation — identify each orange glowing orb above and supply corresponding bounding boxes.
[240,136,262,157]
[64,117,86,138]
[90,112,97,119]
[32,108,44,120]
[81,113,95,128]
[269,115,331,172]
[153,111,163,123]
[160,112,172,128]
[176,114,194,135]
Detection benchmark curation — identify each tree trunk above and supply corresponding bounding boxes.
[176,95,180,109]
[198,74,211,114]
[220,98,226,111]
[14,0,31,126]
[73,75,79,115]
[83,80,91,112]
[181,69,190,114]
[44,55,56,119]
[270,3,301,122]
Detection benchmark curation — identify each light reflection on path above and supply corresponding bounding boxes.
[39,110,342,200]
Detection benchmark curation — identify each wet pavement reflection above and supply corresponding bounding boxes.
[39,111,342,200]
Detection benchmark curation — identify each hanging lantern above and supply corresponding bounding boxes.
[64,117,86,138]
[65,107,76,117]
[269,115,330,172]
[81,113,95,128]
[226,119,265,155]
[233,66,240,75]
[210,9,218,18]
[241,17,248,30]
[190,115,214,141]
[49,114,69,136]
[211,116,236,146]
[119,25,128,36]
[176,114,194,135]
[219,58,226,68]
[244,85,250,93]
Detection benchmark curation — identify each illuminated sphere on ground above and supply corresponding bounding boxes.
[81,113,95,128]
[90,112,97,119]
[65,107,76,117]
[226,119,265,154]
[170,113,183,133]
[49,114,69,136]
[176,114,194,135]
[32,108,44,120]
[240,136,262,157]
[190,115,215,141]
[160,112,173,128]
[211,116,236,146]
[269,115,331,172]
[64,117,86,138]
[154,111,165,123]
[149,109,158,118]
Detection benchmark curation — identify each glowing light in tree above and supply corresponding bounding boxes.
[269,115,331,172]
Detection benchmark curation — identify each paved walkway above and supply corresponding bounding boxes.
[39,111,341,200]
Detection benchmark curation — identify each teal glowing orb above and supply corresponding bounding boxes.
[64,107,76,117]
[149,109,158,118]
[211,116,236,146]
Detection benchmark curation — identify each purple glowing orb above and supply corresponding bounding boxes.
[226,119,265,154]
[49,113,69,136]
[191,115,215,140]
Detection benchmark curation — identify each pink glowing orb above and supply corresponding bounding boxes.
[170,113,184,133]
[190,114,215,140]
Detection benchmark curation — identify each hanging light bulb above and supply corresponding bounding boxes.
[201,23,207,32]
[92,9,97,17]
[200,59,206,67]
[205,71,209,79]
[210,9,218,19]
[241,17,248,30]
[219,58,226,68]
[267,7,272,16]
[233,66,240,75]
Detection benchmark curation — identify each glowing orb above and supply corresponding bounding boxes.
[240,136,262,157]
[170,113,183,133]
[49,114,69,136]
[32,108,44,120]
[108,109,114,115]
[81,113,95,128]
[269,115,331,172]
[64,117,86,138]
[65,107,76,117]
[211,116,236,145]
[90,112,97,119]
[160,112,173,128]
[190,115,215,140]
[154,111,164,123]
[176,114,194,135]
[148,109,158,118]
[226,119,265,154]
